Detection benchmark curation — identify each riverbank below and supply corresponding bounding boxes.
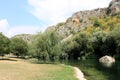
[74,67,86,80]
[65,59,120,80]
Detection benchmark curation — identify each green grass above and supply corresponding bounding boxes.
[65,59,120,80]
[0,58,77,80]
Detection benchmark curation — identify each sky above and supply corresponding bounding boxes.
[0,0,111,37]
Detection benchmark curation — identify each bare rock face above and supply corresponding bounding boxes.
[99,55,115,67]
[45,8,106,39]
[108,0,120,15]
[46,0,120,39]
[13,34,34,43]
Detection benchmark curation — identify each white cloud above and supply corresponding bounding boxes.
[28,0,111,27]
[0,19,9,35]
[0,19,40,38]
[7,26,40,37]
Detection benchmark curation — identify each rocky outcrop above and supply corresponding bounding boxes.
[46,0,120,39]
[108,0,120,15]
[46,8,107,38]
[13,34,34,43]
[71,8,106,29]
[99,55,115,67]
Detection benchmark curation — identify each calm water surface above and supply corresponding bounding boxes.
[62,59,120,80]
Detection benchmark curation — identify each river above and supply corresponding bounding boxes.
[62,59,120,80]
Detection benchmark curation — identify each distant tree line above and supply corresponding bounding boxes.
[0,33,28,58]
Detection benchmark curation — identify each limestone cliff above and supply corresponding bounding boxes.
[107,0,120,15]
[46,0,120,38]
[46,8,107,38]
[12,34,34,43]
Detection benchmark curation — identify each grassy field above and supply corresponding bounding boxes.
[0,58,77,80]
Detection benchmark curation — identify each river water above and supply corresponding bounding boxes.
[62,59,120,80]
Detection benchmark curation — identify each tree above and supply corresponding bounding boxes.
[10,38,28,57]
[63,32,90,60]
[0,33,10,57]
[110,28,120,59]
[29,31,64,62]
[90,31,108,57]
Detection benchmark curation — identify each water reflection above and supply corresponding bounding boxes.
[61,59,120,80]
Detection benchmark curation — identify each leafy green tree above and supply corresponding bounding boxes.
[63,32,90,60]
[90,31,108,57]
[110,28,120,59]
[90,31,117,57]
[0,33,10,57]
[105,33,116,56]
[29,31,63,62]
[10,38,28,57]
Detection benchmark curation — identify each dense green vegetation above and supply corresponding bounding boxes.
[63,14,120,60]
[64,29,120,60]
[10,38,28,57]
[28,31,66,62]
[0,33,10,57]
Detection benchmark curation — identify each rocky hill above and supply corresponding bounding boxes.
[12,34,34,43]
[107,0,120,15]
[13,0,120,41]
[46,8,106,38]
[46,0,120,38]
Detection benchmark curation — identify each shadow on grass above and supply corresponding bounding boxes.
[9,56,26,59]
[0,58,17,61]
[28,58,60,65]
[30,61,53,64]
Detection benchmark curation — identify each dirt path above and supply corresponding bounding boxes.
[73,67,87,80]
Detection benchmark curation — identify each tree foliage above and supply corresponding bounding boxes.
[0,33,10,56]
[10,38,28,57]
[28,31,65,62]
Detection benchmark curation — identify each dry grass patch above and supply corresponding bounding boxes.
[0,58,77,80]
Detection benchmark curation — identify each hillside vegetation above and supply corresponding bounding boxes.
[62,14,120,60]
